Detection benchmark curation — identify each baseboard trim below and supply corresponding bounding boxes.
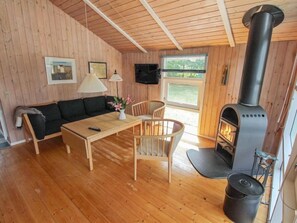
[10,139,27,146]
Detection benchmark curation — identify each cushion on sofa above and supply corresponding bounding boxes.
[83,96,106,115]
[45,119,69,136]
[58,99,87,121]
[27,114,46,140]
[33,103,61,122]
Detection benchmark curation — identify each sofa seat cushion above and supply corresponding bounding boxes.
[33,103,61,122]
[58,99,86,121]
[45,119,69,136]
[84,96,106,115]
[66,115,90,122]
[88,110,112,117]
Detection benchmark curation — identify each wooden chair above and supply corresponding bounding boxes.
[132,100,165,120]
[133,119,185,183]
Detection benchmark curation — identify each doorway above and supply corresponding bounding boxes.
[0,100,9,148]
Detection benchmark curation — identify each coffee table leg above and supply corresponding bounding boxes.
[87,140,93,170]
[85,146,89,159]
[66,145,71,154]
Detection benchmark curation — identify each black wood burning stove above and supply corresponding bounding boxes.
[216,105,267,171]
[215,5,284,173]
[187,5,284,178]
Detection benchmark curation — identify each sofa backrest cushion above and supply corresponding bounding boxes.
[83,96,106,115]
[33,103,61,122]
[27,114,46,140]
[58,99,86,120]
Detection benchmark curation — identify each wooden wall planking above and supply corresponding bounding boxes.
[1,0,296,154]
[122,41,297,154]
[0,0,122,143]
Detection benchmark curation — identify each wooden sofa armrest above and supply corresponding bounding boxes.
[22,114,61,154]
[23,114,37,141]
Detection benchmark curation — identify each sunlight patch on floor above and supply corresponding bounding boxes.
[164,106,199,136]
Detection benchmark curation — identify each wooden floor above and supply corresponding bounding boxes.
[0,129,268,222]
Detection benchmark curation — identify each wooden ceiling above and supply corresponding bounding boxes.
[50,0,297,53]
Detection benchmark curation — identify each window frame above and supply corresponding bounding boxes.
[161,54,208,79]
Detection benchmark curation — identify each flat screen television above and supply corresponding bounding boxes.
[135,64,159,84]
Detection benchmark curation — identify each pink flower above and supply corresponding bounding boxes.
[126,95,133,105]
[114,103,122,111]
[110,95,133,111]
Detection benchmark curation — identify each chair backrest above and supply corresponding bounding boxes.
[132,100,165,119]
[132,101,148,116]
[138,119,185,157]
[148,101,165,115]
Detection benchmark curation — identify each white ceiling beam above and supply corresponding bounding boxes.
[216,0,235,47]
[139,0,183,51]
[83,0,148,53]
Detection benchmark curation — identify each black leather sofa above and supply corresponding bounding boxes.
[23,95,114,154]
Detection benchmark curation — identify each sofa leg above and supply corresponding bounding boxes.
[33,140,40,154]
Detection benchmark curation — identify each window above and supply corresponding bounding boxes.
[162,54,207,79]
[161,55,207,110]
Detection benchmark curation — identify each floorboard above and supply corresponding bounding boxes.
[0,129,268,222]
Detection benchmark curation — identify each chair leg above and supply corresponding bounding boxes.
[134,159,137,181]
[133,138,137,181]
[168,157,173,183]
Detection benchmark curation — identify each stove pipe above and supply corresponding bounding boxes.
[238,5,284,106]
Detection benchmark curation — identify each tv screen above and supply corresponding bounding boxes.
[135,64,159,84]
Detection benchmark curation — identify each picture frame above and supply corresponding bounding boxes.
[88,61,107,79]
[44,57,77,85]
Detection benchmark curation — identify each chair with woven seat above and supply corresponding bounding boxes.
[132,100,165,120]
[133,119,185,183]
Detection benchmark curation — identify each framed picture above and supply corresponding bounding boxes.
[88,62,107,79]
[44,57,77,85]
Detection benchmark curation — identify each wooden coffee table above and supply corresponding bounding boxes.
[61,112,142,170]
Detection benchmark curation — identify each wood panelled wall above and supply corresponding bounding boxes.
[122,41,297,154]
[0,0,122,143]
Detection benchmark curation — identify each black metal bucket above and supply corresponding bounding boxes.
[223,173,264,223]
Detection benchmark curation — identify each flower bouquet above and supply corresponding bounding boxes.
[109,95,133,120]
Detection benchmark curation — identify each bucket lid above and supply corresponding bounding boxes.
[227,173,264,196]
